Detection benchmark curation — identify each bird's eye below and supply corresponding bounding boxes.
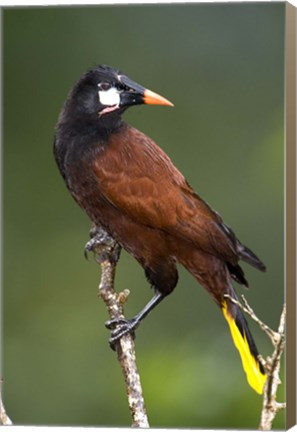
[98,82,112,91]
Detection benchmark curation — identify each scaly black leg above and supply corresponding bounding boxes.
[106,291,165,348]
[85,226,165,349]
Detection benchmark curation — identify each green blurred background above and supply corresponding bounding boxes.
[2,3,285,429]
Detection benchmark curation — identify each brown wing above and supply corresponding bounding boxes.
[93,125,238,264]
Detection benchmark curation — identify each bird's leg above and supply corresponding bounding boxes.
[84,225,121,264]
[106,291,165,348]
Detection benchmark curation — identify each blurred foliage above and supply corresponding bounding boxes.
[2,3,285,429]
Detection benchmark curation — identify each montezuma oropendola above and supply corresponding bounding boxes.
[54,65,266,394]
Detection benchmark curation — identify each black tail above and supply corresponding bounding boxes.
[238,244,266,272]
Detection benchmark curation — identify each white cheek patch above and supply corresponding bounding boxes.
[98,87,120,106]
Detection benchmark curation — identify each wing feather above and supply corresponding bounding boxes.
[93,125,238,264]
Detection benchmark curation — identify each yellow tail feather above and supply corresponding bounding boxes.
[222,302,266,394]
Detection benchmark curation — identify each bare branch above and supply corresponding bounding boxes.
[0,380,13,426]
[258,304,286,431]
[90,231,149,428]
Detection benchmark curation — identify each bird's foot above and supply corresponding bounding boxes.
[84,226,121,264]
[105,317,138,350]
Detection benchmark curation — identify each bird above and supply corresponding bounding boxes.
[54,64,266,395]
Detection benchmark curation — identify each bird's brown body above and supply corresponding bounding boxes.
[54,65,266,394]
[63,123,239,299]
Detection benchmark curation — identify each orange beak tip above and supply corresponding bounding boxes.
[143,88,174,107]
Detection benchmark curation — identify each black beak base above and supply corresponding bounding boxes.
[118,74,174,108]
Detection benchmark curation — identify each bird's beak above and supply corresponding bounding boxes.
[143,88,174,106]
[118,74,174,108]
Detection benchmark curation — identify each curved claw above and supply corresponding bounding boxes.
[105,318,128,330]
[84,242,92,260]
[107,318,137,350]
[84,237,99,259]
[83,227,120,263]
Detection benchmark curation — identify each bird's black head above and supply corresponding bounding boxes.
[62,65,173,126]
